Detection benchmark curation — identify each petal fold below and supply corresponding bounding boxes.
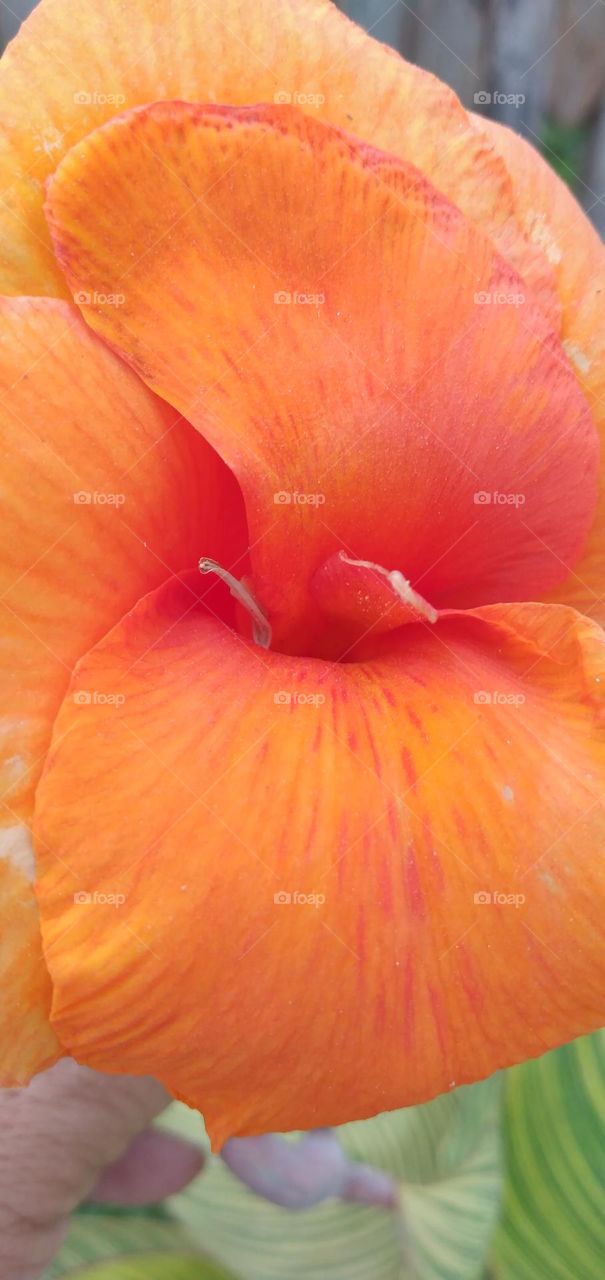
[0,297,244,1083]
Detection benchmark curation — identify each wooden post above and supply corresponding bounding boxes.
[585,101,605,236]
[548,0,605,127]
[485,0,558,139]
[400,1,490,108]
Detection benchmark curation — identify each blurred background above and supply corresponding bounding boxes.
[2,0,605,231]
[339,0,605,231]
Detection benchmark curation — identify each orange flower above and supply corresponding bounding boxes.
[1,0,604,1149]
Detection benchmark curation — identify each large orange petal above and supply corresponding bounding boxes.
[45,102,597,652]
[0,0,555,316]
[34,573,605,1146]
[0,296,244,1083]
[473,115,605,623]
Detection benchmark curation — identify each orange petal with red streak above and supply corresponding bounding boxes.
[473,115,605,624]
[34,574,605,1144]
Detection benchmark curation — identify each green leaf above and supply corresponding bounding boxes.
[43,1212,190,1278]
[42,1211,236,1280]
[397,1079,503,1280]
[66,1257,233,1280]
[158,1073,503,1280]
[491,1030,605,1280]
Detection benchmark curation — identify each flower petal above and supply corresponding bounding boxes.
[473,116,605,623]
[0,297,244,1083]
[0,295,244,820]
[0,859,59,1084]
[34,573,605,1145]
[0,0,555,314]
[45,103,598,652]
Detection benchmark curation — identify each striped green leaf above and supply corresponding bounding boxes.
[491,1030,605,1279]
[64,1257,231,1280]
[43,1211,188,1279]
[42,1209,236,1280]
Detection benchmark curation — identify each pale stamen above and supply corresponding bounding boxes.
[198,557,272,649]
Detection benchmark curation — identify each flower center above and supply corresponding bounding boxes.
[199,551,437,660]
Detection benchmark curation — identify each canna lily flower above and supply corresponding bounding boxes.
[1,0,605,1151]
